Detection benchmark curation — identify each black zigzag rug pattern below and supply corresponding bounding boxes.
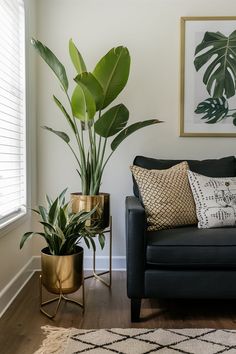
[35,326,236,354]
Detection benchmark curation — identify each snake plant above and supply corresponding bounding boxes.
[32,38,162,195]
[20,189,105,255]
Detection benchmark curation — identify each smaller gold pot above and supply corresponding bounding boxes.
[41,246,83,294]
[70,193,110,229]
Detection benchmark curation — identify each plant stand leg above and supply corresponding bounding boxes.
[85,216,112,288]
[39,274,85,319]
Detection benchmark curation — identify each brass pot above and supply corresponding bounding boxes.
[41,246,83,294]
[70,193,110,229]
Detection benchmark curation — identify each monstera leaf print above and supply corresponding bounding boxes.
[194,30,236,99]
[195,97,229,123]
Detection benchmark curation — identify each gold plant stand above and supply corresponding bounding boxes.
[39,275,85,319]
[85,216,112,287]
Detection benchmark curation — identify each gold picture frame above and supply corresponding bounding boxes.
[180,16,236,137]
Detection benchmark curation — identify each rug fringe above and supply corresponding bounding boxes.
[34,325,71,354]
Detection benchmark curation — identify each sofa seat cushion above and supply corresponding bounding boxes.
[146,226,236,268]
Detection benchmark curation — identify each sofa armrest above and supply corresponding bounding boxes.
[125,196,147,298]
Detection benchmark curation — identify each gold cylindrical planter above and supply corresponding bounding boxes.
[70,193,110,229]
[41,246,83,294]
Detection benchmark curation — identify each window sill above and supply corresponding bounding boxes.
[0,211,30,240]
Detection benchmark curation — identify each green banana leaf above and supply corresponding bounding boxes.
[53,96,76,134]
[69,38,87,74]
[71,84,96,120]
[195,97,229,123]
[42,126,70,143]
[31,38,68,92]
[94,104,129,137]
[93,46,130,109]
[111,119,162,151]
[74,72,104,110]
[194,30,236,98]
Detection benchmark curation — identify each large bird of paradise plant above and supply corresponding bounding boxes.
[32,38,162,195]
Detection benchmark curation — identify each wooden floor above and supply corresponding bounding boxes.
[1,271,236,354]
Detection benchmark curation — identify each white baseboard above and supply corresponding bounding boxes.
[33,255,126,271]
[0,255,126,318]
[0,257,35,318]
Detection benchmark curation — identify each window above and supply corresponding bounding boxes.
[0,0,26,228]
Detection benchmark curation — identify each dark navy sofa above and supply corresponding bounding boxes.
[126,155,236,321]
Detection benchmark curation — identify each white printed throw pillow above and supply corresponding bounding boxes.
[188,170,236,228]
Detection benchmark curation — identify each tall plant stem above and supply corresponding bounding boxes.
[96,110,102,164]
[92,138,107,194]
[68,144,82,170]
[102,150,114,174]
[88,122,96,194]
[65,91,87,193]
[100,138,107,167]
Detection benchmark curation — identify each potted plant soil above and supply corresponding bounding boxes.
[31,38,162,228]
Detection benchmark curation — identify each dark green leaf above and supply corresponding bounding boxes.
[194,30,236,98]
[58,208,67,230]
[38,206,48,222]
[98,233,105,249]
[232,113,236,126]
[194,97,229,123]
[48,197,59,225]
[51,234,60,255]
[20,232,34,249]
[58,188,68,205]
[40,222,56,232]
[94,104,129,137]
[20,232,45,249]
[77,205,97,223]
[31,208,40,215]
[69,39,87,74]
[31,38,68,91]
[88,235,96,251]
[83,236,90,249]
[46,195,52,208]
[74,72,104,111]
[111,119,162,151]
[53,96,76,134]
[93,46,130,109]
[42,126,70,143]
[71,84,96,120]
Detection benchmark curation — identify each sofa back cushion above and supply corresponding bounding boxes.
[133,155,236,197]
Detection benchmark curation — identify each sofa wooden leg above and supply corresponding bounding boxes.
[131,298,141,322]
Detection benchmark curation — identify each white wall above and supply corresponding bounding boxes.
[0,0,36,294]
[35,0,236,261]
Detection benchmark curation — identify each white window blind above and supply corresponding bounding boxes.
[0,0,26,227]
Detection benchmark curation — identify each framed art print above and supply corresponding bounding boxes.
[180,17,236,137]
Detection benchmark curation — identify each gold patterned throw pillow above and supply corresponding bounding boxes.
[130,162,197,231]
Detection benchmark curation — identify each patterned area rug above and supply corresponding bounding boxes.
[35,326,236,354]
